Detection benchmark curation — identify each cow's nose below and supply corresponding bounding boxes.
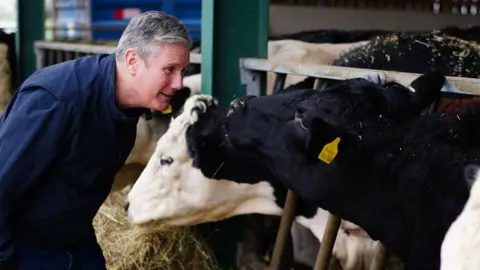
[124,201,130,212]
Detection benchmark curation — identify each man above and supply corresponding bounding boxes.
[0,10,192,269]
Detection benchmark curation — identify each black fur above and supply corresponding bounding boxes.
[150,86,192,120]
[184,72,444,236]
[285,31,480,92]
[223,73,480,269]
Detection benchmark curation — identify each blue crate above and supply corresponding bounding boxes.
[54,0,201,41]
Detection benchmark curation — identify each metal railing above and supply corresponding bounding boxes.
[34,40,202,70]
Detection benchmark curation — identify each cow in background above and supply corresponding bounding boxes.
[441,164,480,270]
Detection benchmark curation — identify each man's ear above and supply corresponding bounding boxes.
[303,117,355,164]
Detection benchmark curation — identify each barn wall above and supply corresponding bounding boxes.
[269,5,480,35]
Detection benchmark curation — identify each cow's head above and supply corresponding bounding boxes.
[225,72,445,153]
[223,73,446,195]
[125,94,283,226]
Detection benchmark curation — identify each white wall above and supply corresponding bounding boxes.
[270,5,480,35]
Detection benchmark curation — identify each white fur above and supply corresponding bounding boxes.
[266,39,369,93]
[441,168,480,270]
[127,94,401,270]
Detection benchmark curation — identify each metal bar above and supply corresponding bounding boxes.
[16,0,45,81]
[369,242,390,270]
[269,190,298,270]
[313,78,324,89]
[33,41,202,70]
[273,73,287,94]
[239,58,480,94]
[314,214,342,270]
[200,0,215,96]
[240,69,266,97]
[198,0,269,268]
[202,0,268,106]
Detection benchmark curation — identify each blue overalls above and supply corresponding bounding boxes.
[0,53,145,269]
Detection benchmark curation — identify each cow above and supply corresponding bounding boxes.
[288,30,480,93]
[124,72,447,270]
[266,39,368,94]
[440,164,480,270]
[219,71,480,269]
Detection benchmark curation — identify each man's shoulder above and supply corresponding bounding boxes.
[19,54,112,104]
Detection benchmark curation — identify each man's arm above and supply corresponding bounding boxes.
[0,88,71,267]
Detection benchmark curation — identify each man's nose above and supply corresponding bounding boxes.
[171,75,184,90]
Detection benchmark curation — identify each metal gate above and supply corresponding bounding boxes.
[33,40,201,69]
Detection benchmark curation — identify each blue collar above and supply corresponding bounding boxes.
[99,53,148,123]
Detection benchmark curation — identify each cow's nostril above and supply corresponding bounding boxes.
[124,202,130,212]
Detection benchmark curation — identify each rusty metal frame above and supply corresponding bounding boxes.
[239,57,480,270]
[33,40,202,70]
[240,57,480,95]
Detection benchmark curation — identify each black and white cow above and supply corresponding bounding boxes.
[125,72,446,270]
[440,164,480,270]
[218,73,480,269]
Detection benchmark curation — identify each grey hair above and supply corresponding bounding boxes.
[115,11,193,62]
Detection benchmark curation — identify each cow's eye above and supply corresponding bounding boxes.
[160,155,174,166]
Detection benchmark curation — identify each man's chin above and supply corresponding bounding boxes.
[153,102,171,113]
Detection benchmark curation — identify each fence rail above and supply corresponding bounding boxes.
[239,57,480,96]
[34,40,202,70]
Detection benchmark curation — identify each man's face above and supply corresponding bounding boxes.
[126,43,190,111]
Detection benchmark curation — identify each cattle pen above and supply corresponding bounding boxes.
[7,0,480,269]
[30,24,480,270]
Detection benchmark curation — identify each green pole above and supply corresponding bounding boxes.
[16,0,45,83]
[201,0,269,106]
[198,0,269,269]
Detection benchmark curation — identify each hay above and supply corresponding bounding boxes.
[93,185,221,270]
[0,43,12,115]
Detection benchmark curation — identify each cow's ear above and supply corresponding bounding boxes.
[304,117,356,164]
[464,164,480,189]
[169,87,192,114]
[409,71,445,112]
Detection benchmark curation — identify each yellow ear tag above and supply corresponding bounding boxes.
[318,137,341,164]
[161,105,173,114]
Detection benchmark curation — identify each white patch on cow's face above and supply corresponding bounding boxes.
[126,94,283,226]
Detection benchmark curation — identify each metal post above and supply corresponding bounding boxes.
[201,0,269,106]
[269,190,298,270]
[199,0,269,268]
[314,214,342,270]
[16,0,45,82]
